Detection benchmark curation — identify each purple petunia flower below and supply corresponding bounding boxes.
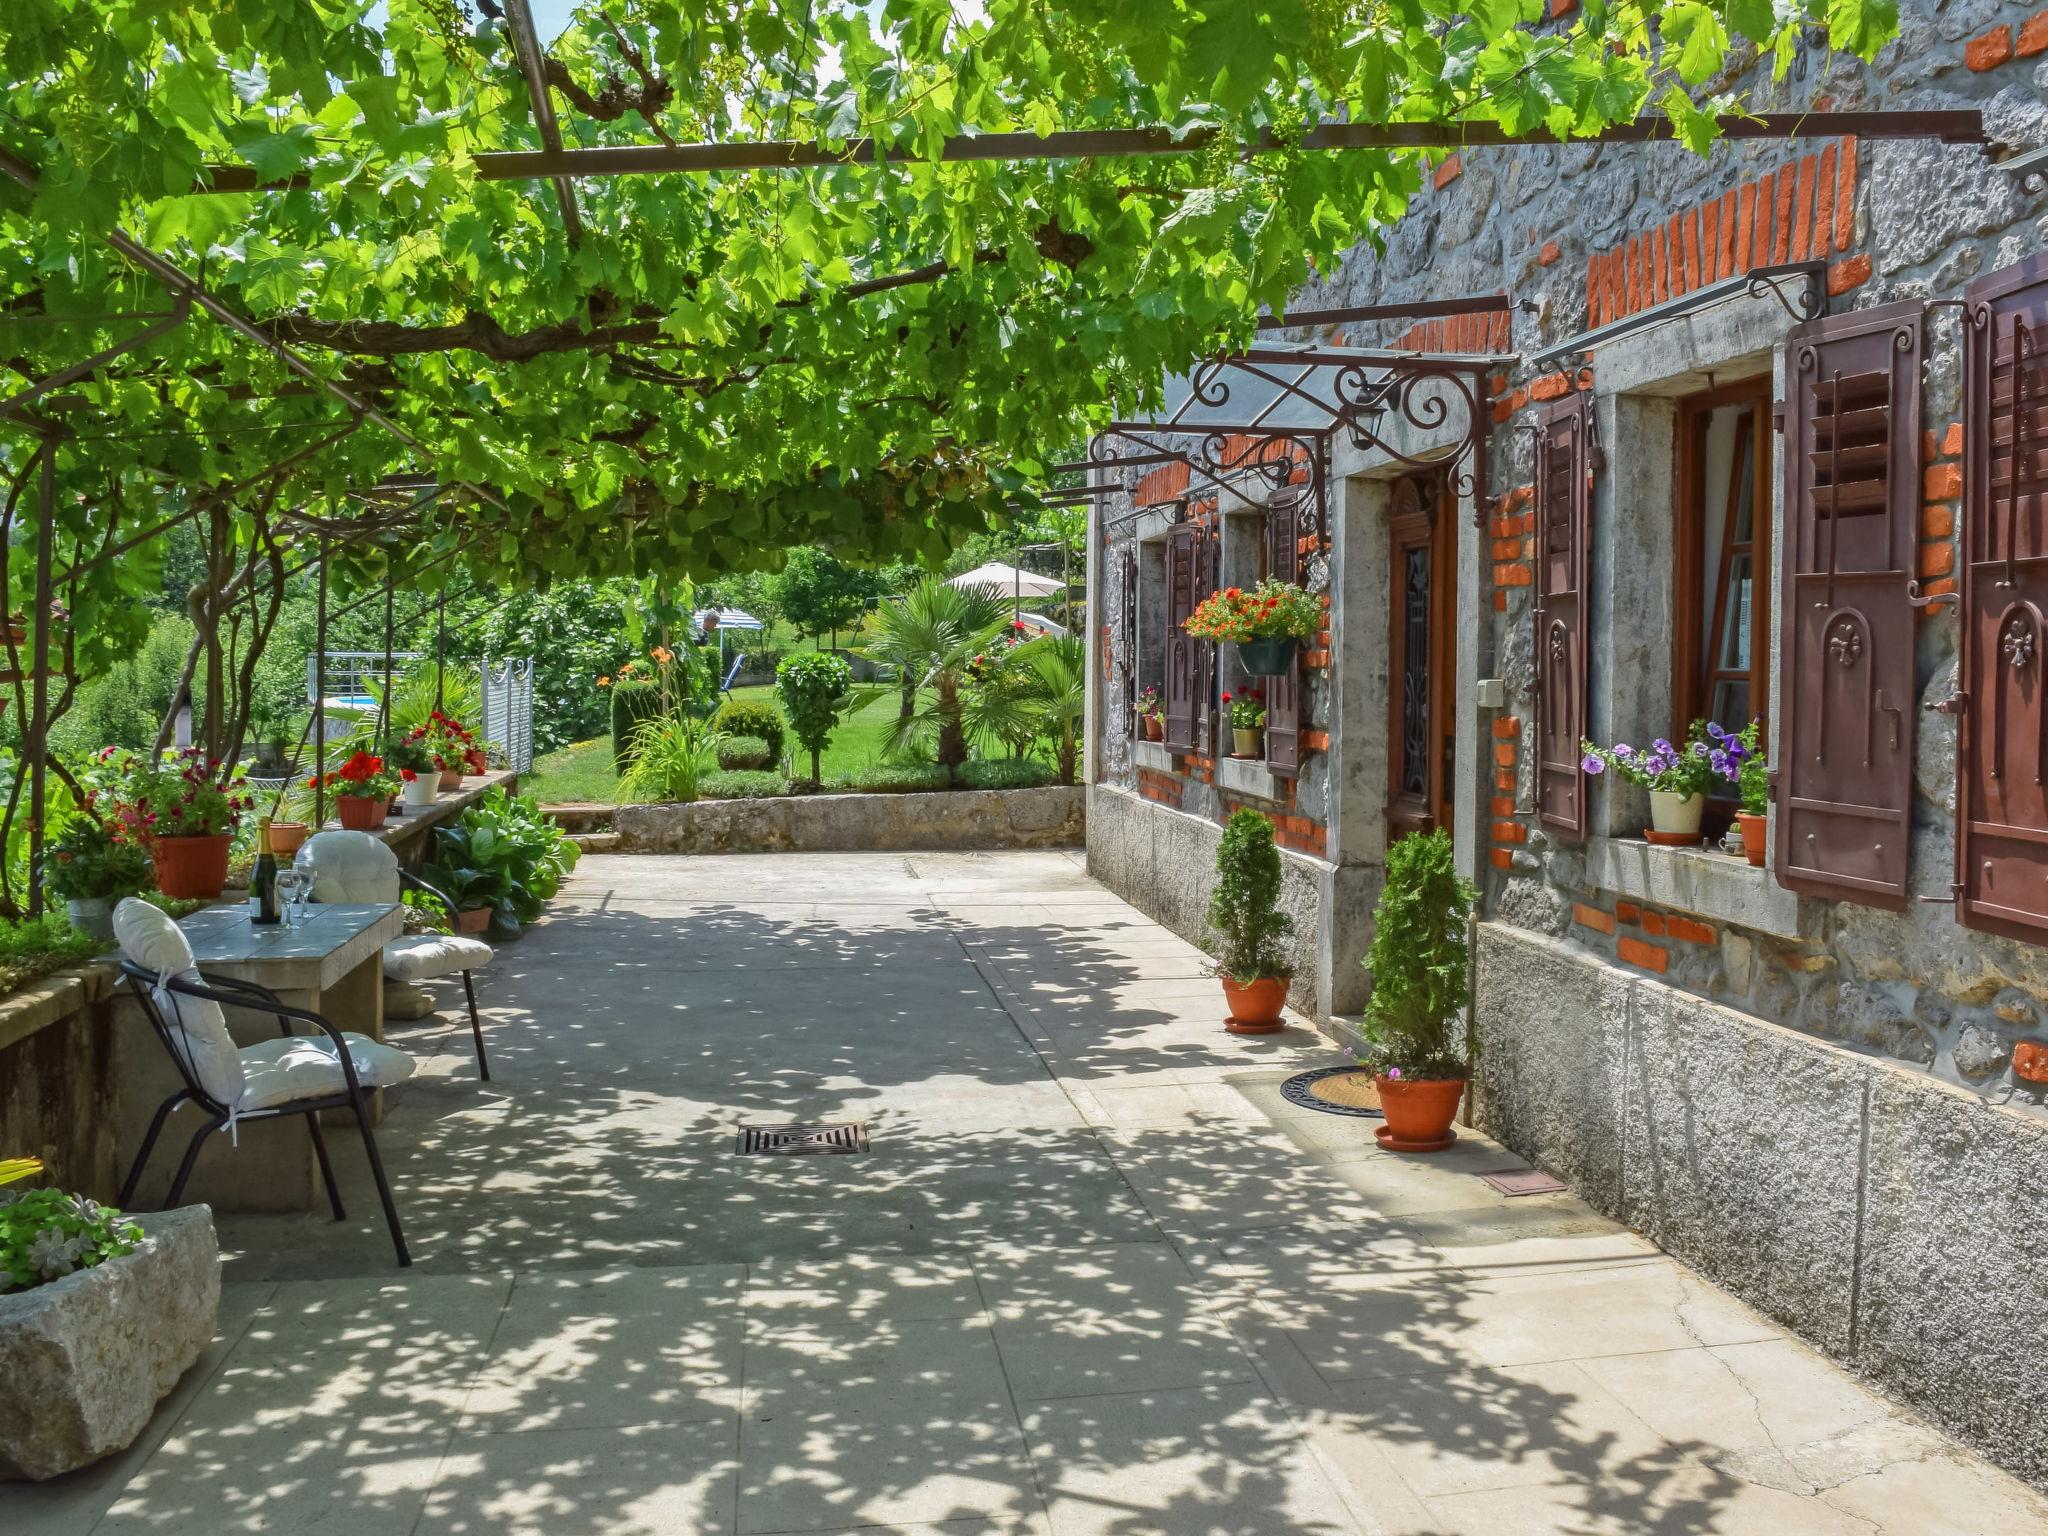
[1582,754,1605,775]
[1385,1066,1402,1080]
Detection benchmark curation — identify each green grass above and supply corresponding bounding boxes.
[523,683,1061,805]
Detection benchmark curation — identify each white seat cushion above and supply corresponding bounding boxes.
[382,933,493,982]
[238,1032,416,1112]
[296,830,402,904]
[113,898,246,1109]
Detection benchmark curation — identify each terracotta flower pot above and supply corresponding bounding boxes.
[1220,974,1289,1035]
[335,795,388,832]
[1142,715,1164,742]
[438,768,464,792]
[1231,727,1263,758]
[455,906,492,935]
[152,833,232,900]
[1736,811,1767,867]
[1374,1075,1466,1153]
[267,821,310,859]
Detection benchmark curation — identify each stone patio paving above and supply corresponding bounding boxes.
[12,849,2048,1535]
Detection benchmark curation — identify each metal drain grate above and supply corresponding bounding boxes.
[736,1122,869,1156]
[1477,1168,1567,1197]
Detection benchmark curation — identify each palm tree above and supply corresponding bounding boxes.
[863,578,1010,778]
[1019,634,1086,785]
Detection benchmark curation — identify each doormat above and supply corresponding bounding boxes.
[736,1123,869,1156]
[1477,1168,1567,1197]
[1279,1068,1384,1119]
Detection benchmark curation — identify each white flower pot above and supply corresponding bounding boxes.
[1648,790,1704,835]
[401,774,438,809]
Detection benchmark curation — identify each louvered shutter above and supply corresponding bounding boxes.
[1263,497,1304,775]
[1776,300,1923,909]
[1163,522,1200,752]
[1534,391,1593,837]
[1118,549,1138,737]
[1960,254,2048,943]
[1194,521,1221,754]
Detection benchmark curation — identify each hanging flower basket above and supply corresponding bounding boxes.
[1236,635,1298,676]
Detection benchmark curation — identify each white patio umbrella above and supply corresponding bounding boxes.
[947,561,1064,603]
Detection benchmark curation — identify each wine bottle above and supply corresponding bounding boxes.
[251,816,280,925]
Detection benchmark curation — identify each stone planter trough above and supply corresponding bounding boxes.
[0,1204,220,1481]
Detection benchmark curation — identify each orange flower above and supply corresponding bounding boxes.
[596,675,611,687]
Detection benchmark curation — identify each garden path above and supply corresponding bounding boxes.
[13,850,2048,1535]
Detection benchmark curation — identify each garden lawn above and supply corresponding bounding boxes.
[523,683,911,805]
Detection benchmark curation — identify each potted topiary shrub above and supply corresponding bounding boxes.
[1207,808,1294,1034]
[0,1157,220,1480]
[42,812,150,941]
[1362,827,1477,1152]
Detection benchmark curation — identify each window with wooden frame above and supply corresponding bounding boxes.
[1675,382,1773,829]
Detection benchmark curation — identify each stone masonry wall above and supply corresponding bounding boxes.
[1293,1,2048,1105]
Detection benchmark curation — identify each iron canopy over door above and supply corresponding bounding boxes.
[1775,300,1924,910]
[1960,253,2048,943]
[1533,390,1595,839]
[1386,471,1457,839]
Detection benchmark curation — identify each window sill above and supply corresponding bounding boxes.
[1583,835,1804,941]
[1215,754,1282,802]
[1132,739,1176,774]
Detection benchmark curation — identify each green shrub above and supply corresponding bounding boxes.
[699,769,791,800]
[833,763,952,794]
[712,698,785,761]
[956,758,1055,791]
[715,743,774,771]
[775,651,854,784]
[609,680,666,770]
[1207,809,1292,984]
[428,788,581,939]
[1361,828,1477,1080]
[0,915,105,997]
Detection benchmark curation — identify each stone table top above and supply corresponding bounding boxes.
[178,902,402,994]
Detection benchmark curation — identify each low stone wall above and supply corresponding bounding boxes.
[1474,921,2048,1490]
[613,785,1083,854]
[1085,783,1375,1021]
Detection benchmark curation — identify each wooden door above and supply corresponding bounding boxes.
[1387,473,1457,838]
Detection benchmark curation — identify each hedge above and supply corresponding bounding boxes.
[713,697,785,760]
[956,758,1057,790]
[698,769,792,799]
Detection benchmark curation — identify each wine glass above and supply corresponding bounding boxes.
[275,868,307,928]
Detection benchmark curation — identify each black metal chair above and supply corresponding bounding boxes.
[119,963,412,1267]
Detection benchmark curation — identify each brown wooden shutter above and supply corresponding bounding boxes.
[1775,300,1924,909]
[1118,549,1138,737]
[1960,253,2048,943]
[1534,391,1593,837]
[1163,522,1200,752]
[1263,497,1303,775]
[1194,520,1221,754]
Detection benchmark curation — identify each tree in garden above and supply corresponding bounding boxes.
[770,548,879,651]
[775,651,854,786]
[864,578,1010,781]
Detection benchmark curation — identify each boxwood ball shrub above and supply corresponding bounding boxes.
[715,743,774,771]
[956,759,1056,791]
[713,698,785,763]
[609,680,666,770]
